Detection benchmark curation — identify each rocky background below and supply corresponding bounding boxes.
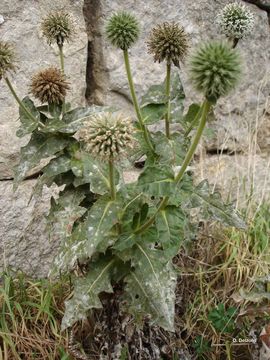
[0,0,269,277]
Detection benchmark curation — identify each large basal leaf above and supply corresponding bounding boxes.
[40,105,113,134]
[156,206,186,258]
[16,97,40,137]
[123,244,177,332]
[54,195,121,272]
[75,153,119,195]
[137,164,176,197]
[61,255,116,330]
[14,133,72,188]
[186,180,246,229]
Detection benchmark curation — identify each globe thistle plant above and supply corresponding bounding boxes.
[106,12,140,51]
[0,41,16,80]
[41,11,74,46]
[190,42,241,103]
[216,3,255,41]
[30,67,70,104]
[147,22,189,67]
[77,112,135,161]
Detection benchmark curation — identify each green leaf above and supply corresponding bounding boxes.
[16,97,40,137]
[170,72,185,123]
[156,206,186,258]
[78,153,119,195]
[140,83,166,107]
[186,180,246,229]
[137,165,175,197]
[61,255,116,330]
[54,195,121,272]
[123,244,177,332]
[141,104,167,125]
[14,133,72,187]
[153,132,188,166]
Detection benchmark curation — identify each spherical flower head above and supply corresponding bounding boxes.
[41,11,74,46]
[106,12,140,50]
[0,41,16,80]
[216,2,255,40]
[147,22,189,67]
[189,42,242,103]
[30,67,70,104]
[77,113,136,160]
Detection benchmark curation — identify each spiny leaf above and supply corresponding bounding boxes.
[14,133,72,188]
[16,97,40,137]
[156,206,186,258]
[123,244,177,332]
[186,180,246,229]
[137,165,175,197]
[54,195,121,272]
[61,255,116,330]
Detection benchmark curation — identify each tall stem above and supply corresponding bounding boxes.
[109,158,116,201]
[58,44,66,115]
[165,63,171,138]
[135,99,211,235]
[5,77,42,126]
[123,50,155,155]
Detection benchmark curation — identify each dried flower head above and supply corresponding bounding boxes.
[190,42,241,103]
[41,11,74,46]
[106,12,140,50]
[217,2,255,40]
[147,22,189,67]
[77,112,136,160]
[0,41,16,80]
[30,67,70,104]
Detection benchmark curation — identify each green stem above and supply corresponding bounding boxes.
[135,99,211,235]
[165,63,171,139]
[184,106,203,137]
[109,158,116,201]
[5,77,44,127]
[123,50,155,155]
[58,44,66,115]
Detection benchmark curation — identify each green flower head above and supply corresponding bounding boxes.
[30,67,70,104]
[106,12,140,50]
[77,112,136,160]
[217,2,255,40]
[190,42,242,103]
[0,41,16,80]
[147,22,189,67]
[41,11,74,46]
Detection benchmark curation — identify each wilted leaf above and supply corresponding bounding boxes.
[61,255,116,330]
[123,244,177,332]
[16,97,40,137]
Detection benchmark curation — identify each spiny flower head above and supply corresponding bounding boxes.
[0,41,16,80]
[217,2,255,40]
[106,12,140,50]
[189,42,242,103]
[41,11,74,46]
[30,67,70,104]
[147,22,189,67]
[77,112,136,160]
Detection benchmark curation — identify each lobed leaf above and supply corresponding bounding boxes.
[16,97,40,137]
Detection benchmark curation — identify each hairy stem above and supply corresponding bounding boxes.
[109,158,116,201]
[123,50,155,155]
[165,63,171,138]
[58,44,66,114]
[135,99,211,234]
[5,77,44,128]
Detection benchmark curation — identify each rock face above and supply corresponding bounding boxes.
[0,0,269,277]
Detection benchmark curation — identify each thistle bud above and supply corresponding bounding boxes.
[77,113,136,160]
[0,41,16,80]
[147,22,189,67]
[41,11,74,46]
[189,42,241,103]
[217,2,255,40]
[30,67,70,104]
[106,12,140,50]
